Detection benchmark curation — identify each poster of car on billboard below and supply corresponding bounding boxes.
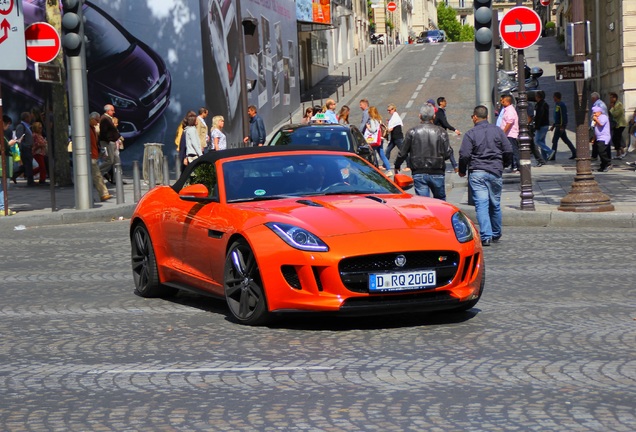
[0,0,299,166]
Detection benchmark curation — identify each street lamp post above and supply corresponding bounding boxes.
[517,0,534,210]
[558,0,613,212]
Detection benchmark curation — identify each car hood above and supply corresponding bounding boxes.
[90,45,162,98]
[237,194,454,236]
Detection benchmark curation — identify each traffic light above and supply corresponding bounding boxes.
[61,0,84,57]
[474,0,493,52]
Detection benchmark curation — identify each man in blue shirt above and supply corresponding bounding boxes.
[243,105,266,146]
[549,92,576,160]
[323,99,338,124]
[459,105,513,246]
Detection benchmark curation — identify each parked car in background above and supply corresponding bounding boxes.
[416,31,428,43]
[0,0,171,139]
[266,123,378,167]
[424,29,444,43]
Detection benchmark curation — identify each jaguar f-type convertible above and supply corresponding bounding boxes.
[130,146,485,325]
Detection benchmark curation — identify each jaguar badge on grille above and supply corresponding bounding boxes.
[395,255,406,267]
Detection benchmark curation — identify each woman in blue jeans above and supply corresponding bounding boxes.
[367,106,392,176]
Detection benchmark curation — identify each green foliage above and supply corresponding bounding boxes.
[459,24,475,42]
[545,21,556,29]
[187,162,217,193]
[436,2,461,42]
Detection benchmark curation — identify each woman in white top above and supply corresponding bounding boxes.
[184,111,202,164]
[209,115,227,151]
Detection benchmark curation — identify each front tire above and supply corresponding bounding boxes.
[224,239,270,325]
[131,224,177,298]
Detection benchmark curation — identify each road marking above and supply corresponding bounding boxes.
[420,77,427,84]
[451,74,457,80]
[411,92,419,99]
[416,84,423,91]
[432,60,437,66]
[380,77,402,86]
[92,365,335,374]
[405,100,413,108]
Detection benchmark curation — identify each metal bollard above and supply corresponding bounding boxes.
[114,162,124,204]
[341,72,345,98]
[148,156,155,190]
[133,160,141,203]
[348,67,351,91]
[163,156,170,185]
[320,88,323,108]
[359,58,362,80]
[174,154,181,179]
[364,54,367,76]
[355,63,358,85]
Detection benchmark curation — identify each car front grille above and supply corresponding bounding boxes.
[339,251,460,293]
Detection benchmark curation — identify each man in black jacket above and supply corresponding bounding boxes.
[394,104,452,200]
[434,97,460,172]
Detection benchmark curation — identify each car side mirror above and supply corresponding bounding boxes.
[357,145,372,155]
[393,174,414,190]
[179,184,217,202]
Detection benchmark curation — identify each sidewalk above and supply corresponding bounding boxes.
[2,38,635,229]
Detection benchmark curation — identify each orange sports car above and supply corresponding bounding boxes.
[130,146,484,325]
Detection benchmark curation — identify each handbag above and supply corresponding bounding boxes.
[363,121,382,147]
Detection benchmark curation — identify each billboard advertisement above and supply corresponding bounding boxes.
[0,0,299,166]
[296,0,331,25]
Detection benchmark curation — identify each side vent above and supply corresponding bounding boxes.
[312,267,324,291]
[281,265,301,289]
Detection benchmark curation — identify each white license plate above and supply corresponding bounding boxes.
[369,270,436,293]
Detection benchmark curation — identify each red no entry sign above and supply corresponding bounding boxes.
[25,22,61,63]
[540,0,550,6]
[387,2,397,12]
[499,6,542,50]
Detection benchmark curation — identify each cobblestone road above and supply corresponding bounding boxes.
[1,221,635,431]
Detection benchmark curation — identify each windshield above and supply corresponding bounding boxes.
[428,30,441,37]
[269,127,353,151]
[222,154,400,202]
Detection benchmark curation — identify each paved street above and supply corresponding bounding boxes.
[1,221,635,431]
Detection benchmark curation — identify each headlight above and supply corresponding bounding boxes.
[266,222,329,252]
[451,212,474,243]
[107,93,137,109]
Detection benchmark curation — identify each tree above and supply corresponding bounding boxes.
[45,1,73,186]
[459,24,475,42]
[437,2,461,42]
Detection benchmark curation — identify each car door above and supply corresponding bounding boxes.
[350,125,379,167]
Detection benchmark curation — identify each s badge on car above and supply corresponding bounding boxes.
[395,255,406,267]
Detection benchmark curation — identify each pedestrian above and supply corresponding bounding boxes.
[13,112,35,186]
[525,99,547,167]
[365,106,392,175]
[88,112,112,202]
[385,103,406,168]
[359,98,370,133]
[627,107,636,153]
[434,96,461,173]
[184,111,202,164]
[590,92,609,161]
[2,119,19,216]
[533,90,554,161]
[394,104,452,200]
[177,111,194,172]
[337,105,350,125]
[549,92,577,160]
[323,99,338,124]
[209,115,227,151]
[609,92,627,159]
[498,94,520,173]
[591,106,613,172]
[243,105,266,146]
[196,107,209,152]
[301,107,313,124]
[98,104,121,183]
[459,105,513,246]
[31,121,48,185]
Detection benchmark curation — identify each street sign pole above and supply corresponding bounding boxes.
[558,0,613,212]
